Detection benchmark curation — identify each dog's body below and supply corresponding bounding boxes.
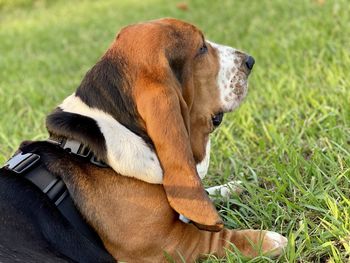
[0,18,287,262]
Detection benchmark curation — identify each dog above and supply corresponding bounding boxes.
[0,18,287,262]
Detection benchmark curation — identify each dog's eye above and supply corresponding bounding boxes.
[212,112,224,127]
[198,43,208,55]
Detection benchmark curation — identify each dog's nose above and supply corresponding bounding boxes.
[245,56,255,70]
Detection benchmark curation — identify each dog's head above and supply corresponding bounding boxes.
[47,18,254,231]
[111,19,253,162]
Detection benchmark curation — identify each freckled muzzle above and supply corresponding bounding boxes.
[208,40,254,112]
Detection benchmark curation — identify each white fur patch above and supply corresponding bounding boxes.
[208,41,249,112]
[60,94,212,184]
[196,139,211,179]
[60,94,164,184]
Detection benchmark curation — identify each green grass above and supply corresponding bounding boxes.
[0,0,349,262]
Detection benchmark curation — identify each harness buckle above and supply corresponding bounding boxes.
[4,152,40,174]
[51,138,108,168]
[61,139,91,158]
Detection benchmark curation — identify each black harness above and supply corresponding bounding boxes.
[3,138,108,250]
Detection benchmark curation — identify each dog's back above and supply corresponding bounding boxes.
[0,149,114,263]
[0,169,71,262]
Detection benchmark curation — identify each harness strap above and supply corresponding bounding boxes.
[3,139,108,250]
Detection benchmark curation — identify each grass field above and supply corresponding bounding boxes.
[0,0,349,262]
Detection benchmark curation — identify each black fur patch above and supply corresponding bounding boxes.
[169,57,186,85]
[165,26,188,86]
[0,141,115,263]
[75,55,154,148]
[46,109,107,160]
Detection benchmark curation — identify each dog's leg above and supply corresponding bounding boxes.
[171,224,288,261]
[202,228,288,259]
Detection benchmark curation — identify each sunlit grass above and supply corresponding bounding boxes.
[0,0,349,262]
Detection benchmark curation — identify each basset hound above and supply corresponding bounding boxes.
[0,18,287,262]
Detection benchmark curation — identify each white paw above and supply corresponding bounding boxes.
[206,180,242,198]
[264,231,288,257]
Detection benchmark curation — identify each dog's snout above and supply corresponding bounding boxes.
[245,56,255,70]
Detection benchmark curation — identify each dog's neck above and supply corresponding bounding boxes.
[48,94,163,183]
[46,94,210,183]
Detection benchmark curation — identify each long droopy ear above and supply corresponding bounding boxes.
[134,64,223,231]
